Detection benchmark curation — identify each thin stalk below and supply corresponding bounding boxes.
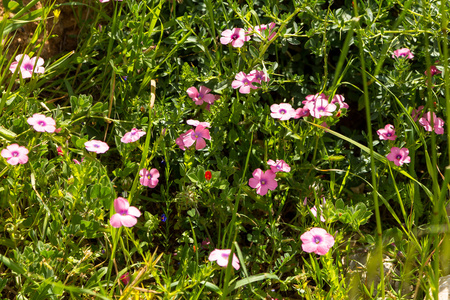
[353,2,385,298]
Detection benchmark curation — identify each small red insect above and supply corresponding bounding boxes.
[205,170,212,181]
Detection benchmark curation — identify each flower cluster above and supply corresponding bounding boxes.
[248,160,290,195]
[232,71,269,94]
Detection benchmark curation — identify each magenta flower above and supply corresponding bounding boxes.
[120,272,130,285]
[1,144,29,165]
[110,197,141,228]
[99,0,122,2]
[411,106,424,122]
[304,97,337,119]
[182,125,211,150]
[386,147,411,166]
[267,159,291,173]
[310,206,326,222]
[186,86,216,105]
[9,54,45,79]
[208,249,240,270]
[425,65,441,77]
[376,124,397,141]
[330,94,349,109]
[27,113,56,133]
[252,22,276,41]
[270,103,296,121]
[176,132,188,150]
[85,140,109,154]
[392,48,414,59]
[220,28,250,48]
[121,128,146,143]
[248,168,278,196]
[301,227,335,255]
[139,168,160,188]
[248,70,270,84]
[187,119,211,128]
[231,72,258,94]
[419,112,445,134]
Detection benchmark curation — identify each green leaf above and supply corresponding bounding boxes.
[228,273,279,291]
[0,254,25,275]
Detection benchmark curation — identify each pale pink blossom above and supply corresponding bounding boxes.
[267,159,291,173]
[99,0,122,2]
[27,114,56,133]
[330,94,349,109]
[310,206,326,222]
[220,28,250,48]
[248,168,277,196]
[182,125,211,150]
[85,140,109,154]
[419,112,445,134]
[109,197,141,228]
[303,93,328,105]
[121,128,146,143]
[270,103,296,120]
[186,86,216,105]
[387,147,411,166]
[176,132,188,150]
[9,54,45,79]
[248,70,270,84]
[1,144,28,165]
[208,249,240,270]
[293,107,310,119]
[392,48,414,59]
[301,227,335,255]
[377,124,397,141]
[187,119,211,128]
[139,168,159,188]
[251,22,276,41]
[231,72,258,94]
[304,97,336,119]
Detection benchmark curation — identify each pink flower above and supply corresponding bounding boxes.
[1,144,29,165]
[186,86,216,105]
[252,22,276,41]
[121,128,146,143]
[110,197,141,228]
[57,146,63,156]
[187,119,211,128]
[9,54,45,79]
[208,249,240,270]
[139,168,160,188]
[267,159,291,173]
[120,272,130,285]
[419,112,445,134]
[303,93,328,105]
[304,97,337,119]
[182,125,211,150]
[85,140,109,154]
[301,227,335,255]
[73,158,83,164]
[176,132,188,150]
[270,103,296,120]
[293,107,310,119]
[376,124,397,141]
[411,106,424,122]
[425,65,441,77]
[248,168,278,196]
[231,72,258,94]
[220,28,250,48]
[330,94,349,109]
[310,206,326,222]
[386,147,411,166]
[248,70,270,84]
[98,0,122,2]
[392,48,414,59]
[27,114,56,133]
